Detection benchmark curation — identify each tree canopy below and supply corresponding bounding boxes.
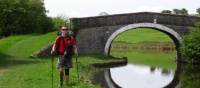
[197,8,200,16]
[161,10,172,14]
[173,8,188,15]
[161,8,189,15]
[0,0,53,37]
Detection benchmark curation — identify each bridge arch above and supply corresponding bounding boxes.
[104,23,182,59]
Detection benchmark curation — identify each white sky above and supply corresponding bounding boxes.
[44,0,200,18]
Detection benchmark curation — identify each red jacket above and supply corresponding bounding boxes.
[53,36,76,55]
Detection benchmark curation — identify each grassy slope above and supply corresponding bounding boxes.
[0,35,32,52]
[6,32,56,57]
[111,51,176,70]
[1,32,122,88]
[114,28,172,43]
[0,35,33,67]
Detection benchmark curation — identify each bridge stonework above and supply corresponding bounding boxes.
[71,12,200,57]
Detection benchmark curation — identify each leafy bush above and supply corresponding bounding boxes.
[182,23,200,63]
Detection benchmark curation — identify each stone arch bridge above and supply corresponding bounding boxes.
[71,12,200,61]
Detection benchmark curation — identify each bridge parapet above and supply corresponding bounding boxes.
[71,12,200,30]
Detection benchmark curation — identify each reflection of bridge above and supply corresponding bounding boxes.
[104,64,182,88]
[72,12,200,61]
[92,63,182,88]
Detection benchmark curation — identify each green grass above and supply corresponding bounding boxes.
[113,28,172,43]
[0,35,34,67]
[111,51,176,70]
[0,32,57,57]
[0,32,125,88]
[0,55,123,88]
[0,35,32,52]
[6,32,57,57]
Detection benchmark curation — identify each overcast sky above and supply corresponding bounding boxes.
[44,0,200,17]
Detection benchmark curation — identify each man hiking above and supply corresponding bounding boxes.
[51,26,78,88]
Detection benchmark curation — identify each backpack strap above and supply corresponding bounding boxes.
[60,37,66,51]
[54,36,61,55]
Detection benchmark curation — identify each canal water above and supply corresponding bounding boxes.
[92,51,200,88]
[110,64,174,88]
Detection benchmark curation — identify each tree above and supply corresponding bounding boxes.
[51,16,68,31]
[173,8,188,15]
[197,8,200,16]
[173,9,181,15]
[181,8,188,15]
[161,10,172,14]
[0,0,53,37]
[99,12,109,16]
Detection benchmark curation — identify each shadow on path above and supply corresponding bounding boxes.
[0,52,40,69]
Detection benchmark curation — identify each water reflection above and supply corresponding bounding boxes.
[110,64,174,88]
[91,56,200,88]
[91,63,179,88]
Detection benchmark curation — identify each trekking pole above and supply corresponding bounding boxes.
[75,54,80,82]
[70,18,79,82]
[51,55,54,88]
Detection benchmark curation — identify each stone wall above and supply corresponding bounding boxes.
[76,24,187,55]
[72,12,200,30]
[73,12,200,55]
[76,25,123,54]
